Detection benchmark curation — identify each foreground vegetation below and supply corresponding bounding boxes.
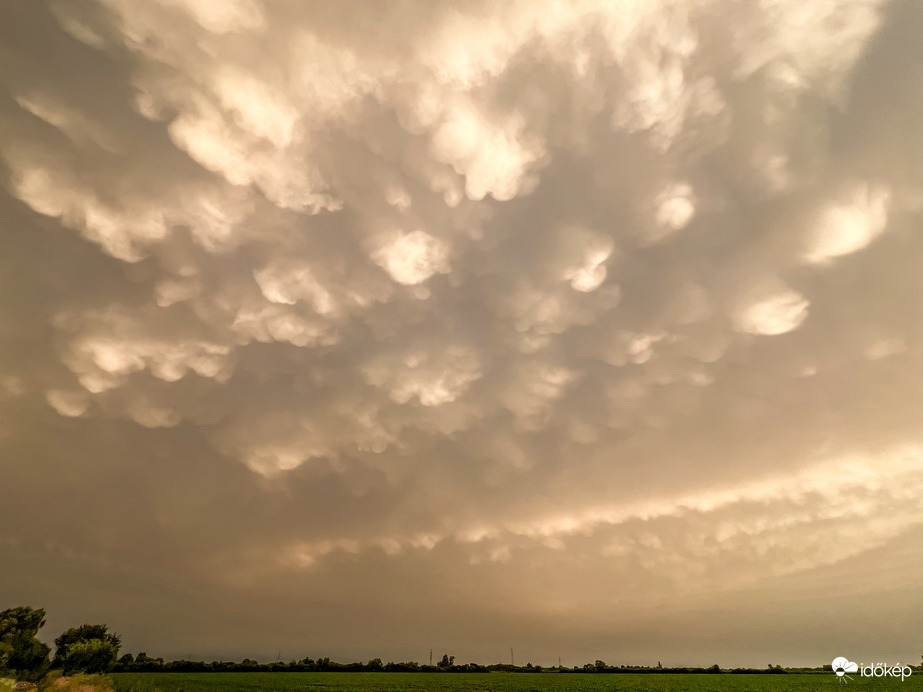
[110,672,923,691]
[1,607,122,681]
[6,606,923,690]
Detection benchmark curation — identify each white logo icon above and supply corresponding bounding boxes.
[832,657,858,683]
[832,658,912,682]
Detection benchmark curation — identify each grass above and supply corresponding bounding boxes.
[110,671,923,691]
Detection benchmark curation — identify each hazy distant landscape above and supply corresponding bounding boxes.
[109,672,923,691]
[9,606,920,690]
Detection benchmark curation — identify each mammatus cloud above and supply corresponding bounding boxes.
[732,279,809,336]
[371,230,450,287]
[2,0,923,668]
[801,184,890,264]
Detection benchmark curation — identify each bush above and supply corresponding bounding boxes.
[53,625,120,676]
[58,641,118,676]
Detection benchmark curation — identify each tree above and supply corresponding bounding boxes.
[54,625,121,660]
[133,652,163,671]
[59,640,119,674]
[437,654,455,668]
[0,607,51,680]
[53,624,121,674]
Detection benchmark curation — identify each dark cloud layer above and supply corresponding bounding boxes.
[2,0,923,668]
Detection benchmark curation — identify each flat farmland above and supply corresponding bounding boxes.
[110,672,923,691]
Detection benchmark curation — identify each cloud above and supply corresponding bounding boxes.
[801,184,890,264]
[45,389,89,417]
[733,280,810,336]
[2,0,923,668]
[371,230,450,286]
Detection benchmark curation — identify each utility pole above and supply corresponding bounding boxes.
[511,648,514,666]
[559,657,562,669]
[430,649,432,666]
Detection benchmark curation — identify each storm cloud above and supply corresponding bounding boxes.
[3,0,923,668]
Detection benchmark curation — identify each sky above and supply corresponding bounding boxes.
[2,0,923,670]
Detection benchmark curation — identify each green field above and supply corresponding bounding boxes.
[110,672,923,691]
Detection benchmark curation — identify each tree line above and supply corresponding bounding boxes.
[112,654,491,674]
[0,607,495,680]
[6,605,910,681]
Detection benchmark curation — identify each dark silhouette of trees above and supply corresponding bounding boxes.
[53,624,121,674]
[124,652,165,671]
[0,607,51,681]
